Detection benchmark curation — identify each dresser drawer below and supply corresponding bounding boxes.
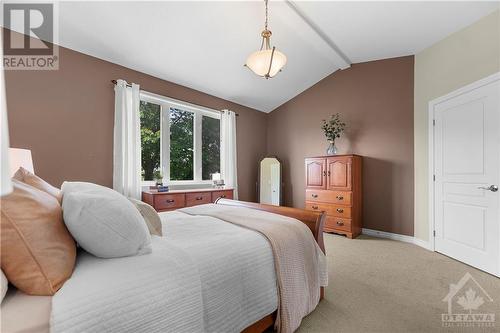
[305,202,352,219]
[211,190,233,202]
[325,216,351,232]
[186,192,212,207]
[305,189,352,205]
[154,194,185,211]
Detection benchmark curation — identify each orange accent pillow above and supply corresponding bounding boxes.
[12,167,62,204]
[0,180,76,295]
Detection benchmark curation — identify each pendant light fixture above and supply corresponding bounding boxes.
[245,0,287,79]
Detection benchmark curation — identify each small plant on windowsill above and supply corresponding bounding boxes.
[321,113,346,155]
[153,170,163,187]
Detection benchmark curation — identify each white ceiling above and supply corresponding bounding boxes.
[54,1,499,112]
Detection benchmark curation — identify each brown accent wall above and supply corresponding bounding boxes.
[4,42,267,202]
[267,56,414,235]
[5,32,414,234]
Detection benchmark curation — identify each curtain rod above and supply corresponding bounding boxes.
[111,80,239,116]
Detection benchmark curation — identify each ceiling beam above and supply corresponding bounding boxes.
[285,0,351,70]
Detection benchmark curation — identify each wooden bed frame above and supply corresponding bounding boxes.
[214,198,326,333]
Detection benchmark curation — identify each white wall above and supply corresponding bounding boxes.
[414,10,500,241]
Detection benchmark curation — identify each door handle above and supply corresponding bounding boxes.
[477,185,498,192]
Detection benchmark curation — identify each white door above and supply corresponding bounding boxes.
[433,75,500,276]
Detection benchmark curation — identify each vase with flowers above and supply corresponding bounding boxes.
[321,113,346,155]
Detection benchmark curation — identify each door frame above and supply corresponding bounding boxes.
[427,72,500,271]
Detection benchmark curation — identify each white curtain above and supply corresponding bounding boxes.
[220,110,238,200]
[113,80,141,199]
[0,58,12,196]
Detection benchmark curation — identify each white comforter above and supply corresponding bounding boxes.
[50,211,277,333]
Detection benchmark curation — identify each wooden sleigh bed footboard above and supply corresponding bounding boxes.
[214,198,326,333]
[214,198,326,253]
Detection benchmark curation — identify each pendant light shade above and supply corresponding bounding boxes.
[246,45,287,79]
[245,1,287,79]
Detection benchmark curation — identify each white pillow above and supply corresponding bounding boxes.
[1,269,8,303]
[129,198,163,236]
[61,182,152,258]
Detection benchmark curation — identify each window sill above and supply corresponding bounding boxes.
[141,181,214,191]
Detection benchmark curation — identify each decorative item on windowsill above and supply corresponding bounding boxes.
[153,170,163,187]
[211,172,225,189]
[157,185,169,193]
[321,113,346,156]
[148,170,168,192]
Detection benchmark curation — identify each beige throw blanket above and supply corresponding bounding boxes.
[179,204,327,333]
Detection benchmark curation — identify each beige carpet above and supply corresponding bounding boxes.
[296,233,500,333]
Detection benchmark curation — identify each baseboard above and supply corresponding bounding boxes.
[362,228,432,251]
[412,237,433,250]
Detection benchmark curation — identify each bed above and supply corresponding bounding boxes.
[1,199,326,333]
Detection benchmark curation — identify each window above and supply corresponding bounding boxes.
[169,108,194,181]
[202,115,221,180]
[140,101,161,181]
[140,91,221,184]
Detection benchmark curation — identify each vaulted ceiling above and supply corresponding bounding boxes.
[56,1,499,112]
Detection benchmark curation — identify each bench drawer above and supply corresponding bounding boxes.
[154,194,185,211]
[186,192,212,207]
[211,190,233,202]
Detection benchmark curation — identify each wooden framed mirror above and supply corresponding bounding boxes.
[258,156,283,206]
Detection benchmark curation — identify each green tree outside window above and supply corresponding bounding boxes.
[140,101,161,181]
[140,102,221,182]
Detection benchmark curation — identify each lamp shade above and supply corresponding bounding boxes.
[245,48,287,78]
[9,148,34,177]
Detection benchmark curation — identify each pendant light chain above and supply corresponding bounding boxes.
[264,0,268,31]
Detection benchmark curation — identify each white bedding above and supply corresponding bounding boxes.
[51,211,277,333]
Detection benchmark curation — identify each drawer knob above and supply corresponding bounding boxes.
[312,205,319,210]
[336,208,344,213]
[336,221,344,226]
[196,197,203,200]
[311,194,318,198]
[336,195,344,200]
[221,195,226,198]
[166,199,175,203]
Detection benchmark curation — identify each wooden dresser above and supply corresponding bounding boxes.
[305,155,362,238]
[142,188,234,212]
